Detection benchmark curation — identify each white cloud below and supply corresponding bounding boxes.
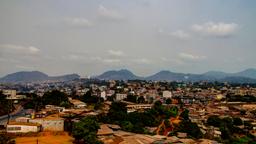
[169,30,190,39]
[0,44,40,54]
[179,53,206,61]
[103,59,121,63]
[192,22,238,37]
[66,18,93,27]
[98,5,124,20]
[132,58,151,64]
[108,49,124,57]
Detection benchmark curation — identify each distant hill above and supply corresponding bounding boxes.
[96,69,256,83]
[96,69,141,80]
[203,71,229,79]
[232,68,256,79]
[0,71,80,83]
[145,70,187,81]
[2,68,256,83]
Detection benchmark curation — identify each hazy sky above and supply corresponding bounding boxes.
[0,0,256,77]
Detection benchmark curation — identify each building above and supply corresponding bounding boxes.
[163,91,172,98]
[7,122,41,133]
[29,114,64,131]
[115,93,127,101]
[70,99,86,109]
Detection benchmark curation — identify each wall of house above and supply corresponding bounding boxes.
[7,125,40,133]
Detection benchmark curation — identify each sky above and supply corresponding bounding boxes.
[0,0,256,77]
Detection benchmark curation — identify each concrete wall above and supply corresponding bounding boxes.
[29,119,64,131]
[7,125,40,133]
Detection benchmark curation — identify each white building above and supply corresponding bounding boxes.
[7,122,41,133]
[101,91,106,100]
[162,91,172,98]
[29,117,64,131]
[115,93,127,101]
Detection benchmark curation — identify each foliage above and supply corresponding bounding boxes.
[0,92,10,116]
[0,134,15,144]
[72,116,102,144]
[166,98,172,104]
[81,90,103,104]
[176,120,203,139]
[233,117,243,126]
[137,96,145,104]
[42,90,69,106]
[107,102,127,123]
[125,95,137,103]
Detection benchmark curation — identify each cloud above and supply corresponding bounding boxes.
[0,44,40,54]
[132,58,151,64]
[179,53,206,61]
[192,22,238,37]
[65,17,93,27]
[169,30,190,39]
[98,5,124,20]
[103,59,121,63]
[108,49,124,57]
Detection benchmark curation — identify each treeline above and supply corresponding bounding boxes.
[98,101,202,138]
[207,115,256,143]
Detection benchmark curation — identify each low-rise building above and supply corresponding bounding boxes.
[7,122,41,133]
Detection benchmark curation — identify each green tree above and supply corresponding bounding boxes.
[137,96,145,104]
[125,94,137,103]
[72,116,102,144]
[233,117,243,126]
[0,92,10,116]
[207,115,222,127]
[42,90,69,106]
[166,98,172,104]
[107,102,127,123]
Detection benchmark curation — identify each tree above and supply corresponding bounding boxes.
[233,117,243,126]
[180,109,189,120]
[166,98,172,104]
[137,96,145,104]
[125,95,137,103]
[42,90,69,106]
[0,134,15,144]
[0,92,10,116]
[107,102,127,123]
[207,115,222,127]
[72,116,102,144]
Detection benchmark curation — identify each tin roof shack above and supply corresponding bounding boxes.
[7,122,41,133]
[29,114,64,131]
[69,99,86,109]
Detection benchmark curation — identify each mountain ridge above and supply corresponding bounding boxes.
[0,71,80,83]
[1,68,256,83]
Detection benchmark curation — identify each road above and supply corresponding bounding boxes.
[0,105,26,126]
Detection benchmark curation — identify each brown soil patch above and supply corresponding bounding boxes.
[15,132,74,144]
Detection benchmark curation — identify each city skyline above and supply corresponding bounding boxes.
[0,0,256,77]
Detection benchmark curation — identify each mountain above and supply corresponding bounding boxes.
[233,68,256,79]
[96,69,141,80]
[219,76,256,84]
[96,69,256,83]
[146,71,216,82]
[146,70,187,81]
[50,74,80,81]
[0,71,80,83]
[203,71,229,79]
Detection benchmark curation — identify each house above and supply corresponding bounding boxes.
[69,99,86,109]
[115,93,127,101]
[7,122,41,133]
[29,114,64,131]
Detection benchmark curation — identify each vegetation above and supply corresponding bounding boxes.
[42,90,71,108]
[0,134,15,144]
[0,92,11,116]
[207,115,256,143]
[99,100,202,139]
[72,116,102,144]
